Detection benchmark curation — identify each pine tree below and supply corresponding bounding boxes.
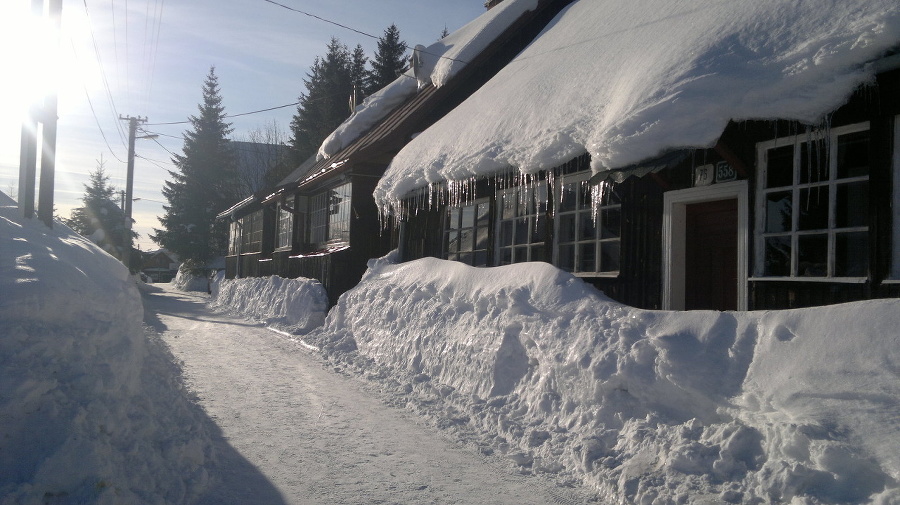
[151,66,238,271]
[365,24,408,95]
[65,157,135,263]
[289,38,354,164]
[349,44,368,110]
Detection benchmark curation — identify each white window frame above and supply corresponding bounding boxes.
[307,182,352,249]
[444,198,490,266]
[495,182,548,265]
[553,172,621,276]
[275,199,293,251]
[753,122,870,282]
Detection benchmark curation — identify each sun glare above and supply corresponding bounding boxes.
[0,2,99,125]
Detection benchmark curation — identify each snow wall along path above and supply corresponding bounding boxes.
[308,255,900,505]
[210,273,328,335]
[0,192,214,505]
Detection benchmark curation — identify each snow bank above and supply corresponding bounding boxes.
[317,0,539,160]
[210,274,328,334]
[172,264,210,292]
[375,0,900,207]
[0,192,214,504]
[309,255,900,504]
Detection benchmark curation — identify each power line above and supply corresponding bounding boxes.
[260,0,468,65]
[145,100,301,126]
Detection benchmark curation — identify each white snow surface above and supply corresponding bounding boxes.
[316,0,539,160]
[298,253,900,504]
[209,273,328,334]
[374,0,900,207]
[0,191,215,504]
[5,182,900,504]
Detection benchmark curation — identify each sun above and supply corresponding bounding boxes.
[0,2,99,126]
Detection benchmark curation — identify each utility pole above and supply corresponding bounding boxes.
[18,0,62,228]
[120,115,148,270]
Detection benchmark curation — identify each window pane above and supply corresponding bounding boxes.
[578,243,596,272]
[836,130,869,179]
[514,247,529,263]
[530,246,545,263]
[558,244,575,272]
[500,220,512,246]
[600,241,620,272]
[461,206,475,228]
[460,228,474,251]
[799,140,829,184]
[834,232,867,277]
[766,145,794,188]
[560,184,578,212]
[764,236,791,276]
[514,218,529,244]
[446,230,459,253]
[765,192,793,233]
[501,194,516,220]
[798,187,829,231]
[601,208,621,239]
[475,225,489,250]
[835,181,867,228]
[559,214,576,242]
[476,202,490,226]
[579,214,597,241]
[499,248,512,265]
[533,217,547,242]
[474,251,488,267]
[448,208,460,229]
[797,234,827,277]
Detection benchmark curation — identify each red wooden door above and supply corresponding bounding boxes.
[684,199,738,311]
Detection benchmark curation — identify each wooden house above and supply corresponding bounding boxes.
[219,0,578,306]
[140,248,179,282]
[377,1,900,311]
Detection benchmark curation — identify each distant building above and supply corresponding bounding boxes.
[141,249,179,282]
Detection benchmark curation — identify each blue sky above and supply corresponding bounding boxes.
[0,0,486,249]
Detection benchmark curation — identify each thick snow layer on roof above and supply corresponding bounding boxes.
[317,0,539,160]
[375,0,900,206]
[0,192,216,503]
[306,254,900,504]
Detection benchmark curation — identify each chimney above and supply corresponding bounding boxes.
[484,0,504,9]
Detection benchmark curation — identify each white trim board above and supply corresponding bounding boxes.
[662,181,749,311]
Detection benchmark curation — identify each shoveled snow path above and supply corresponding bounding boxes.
[142,283,597,505]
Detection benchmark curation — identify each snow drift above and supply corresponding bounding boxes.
[308,254,900,504]
[0,191,215,504]
[210,274,328,334]
[375,0,900,208]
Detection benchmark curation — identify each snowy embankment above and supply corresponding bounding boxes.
[209,273,328,334]
[0,192,215,504]
[296,253,900,505]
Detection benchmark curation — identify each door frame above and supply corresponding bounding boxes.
[662,180,748,311]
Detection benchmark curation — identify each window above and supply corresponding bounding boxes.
[246,210,263,253]
[445,199,490,266]
[308,182,352,248]
[756,123,869,279]
[556,175,621,274]
[228,220,240,255]
[275,198,293,250]
[496,182,547,264]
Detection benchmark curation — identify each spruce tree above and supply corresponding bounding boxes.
[365,24,408,95]
[289,38,354,164]
[152,66,238,271]
[349,44,368,109]
[65,158,135,264]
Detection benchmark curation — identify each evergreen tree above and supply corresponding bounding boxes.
[151,66,238,271]
[349,44,368,110]
[365,24,408,95]
[439,25,450,40]
[65,157,135,264]
[289,38,354,164]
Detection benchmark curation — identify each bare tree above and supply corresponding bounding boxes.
[232,120,290,197]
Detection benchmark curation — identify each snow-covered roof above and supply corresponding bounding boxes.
[374,0,900,209]
[316,0,539,161]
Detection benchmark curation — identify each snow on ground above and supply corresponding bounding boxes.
[209,273,328,334]
[0,191,216,504]
[375,0,900,207]
[215,252,900,504]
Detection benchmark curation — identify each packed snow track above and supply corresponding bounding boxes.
[141,282,597,505]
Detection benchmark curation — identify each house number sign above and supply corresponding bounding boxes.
[694,161,736,187]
